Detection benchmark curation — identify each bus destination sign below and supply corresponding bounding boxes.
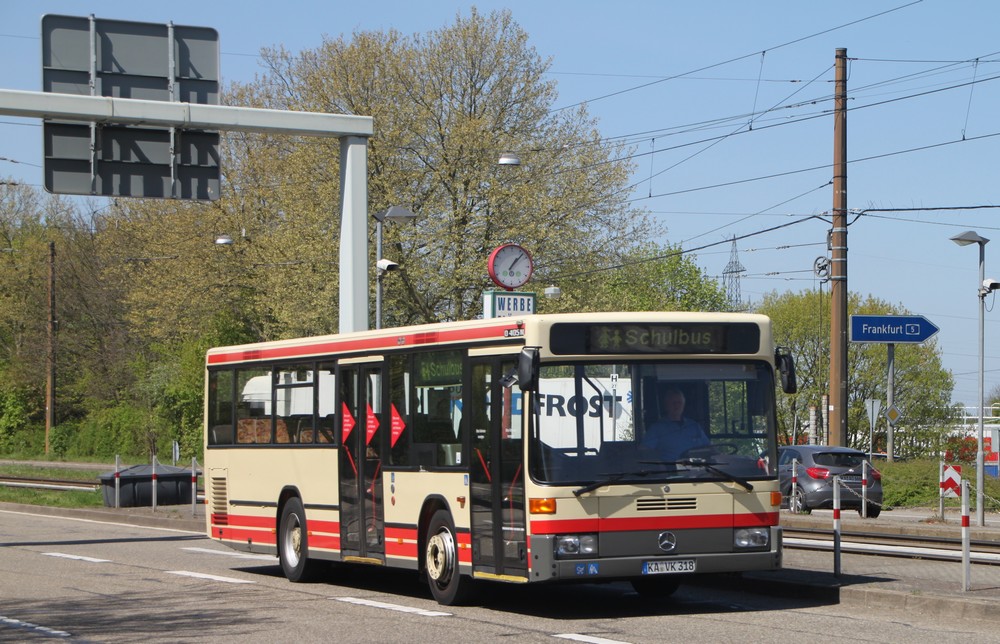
[550,323,760,355]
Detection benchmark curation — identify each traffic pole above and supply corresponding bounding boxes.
[790,459,798,512]
[152,456,158,512]
[833,475,841,577]
[191,457,199,517]
[861,460,868,519]
[113,454,121,509]
[939,460,945,522]
[962,480,971,591]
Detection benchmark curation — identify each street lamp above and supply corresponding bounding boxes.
[950,230,994,526]
[373,206,417,329]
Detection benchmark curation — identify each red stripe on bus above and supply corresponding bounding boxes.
[306,519,340,534]
[214,527,277,545]
[529,512,778,535]
[309,534,341,551]
[207,324,521,365]
[221,514,275,529]
[385,540,418,558]
[385,526,418,540]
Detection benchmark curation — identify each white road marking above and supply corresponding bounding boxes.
[0,615,72,638]
[181,546,275,560]
[335,596,452,617]
[167,570,255,584]
[554,635,632,644]
[43,552,111,563]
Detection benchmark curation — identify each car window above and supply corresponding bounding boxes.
[778,449,799,465]
[814,452,865,468]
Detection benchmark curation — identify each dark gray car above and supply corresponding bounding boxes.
[777,445,883,518]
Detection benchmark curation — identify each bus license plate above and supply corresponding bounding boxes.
[643,559,696,575]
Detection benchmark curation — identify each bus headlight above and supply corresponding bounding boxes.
[554,534,598,558]
[734,527,769,549]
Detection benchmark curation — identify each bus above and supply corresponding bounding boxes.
[204,312,796,605]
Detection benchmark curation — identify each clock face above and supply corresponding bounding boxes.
[488,243,533,290]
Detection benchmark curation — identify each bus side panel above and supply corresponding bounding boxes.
[382,471,471,571]
[206,448,341,558]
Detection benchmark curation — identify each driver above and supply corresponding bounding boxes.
[641,387,709,461]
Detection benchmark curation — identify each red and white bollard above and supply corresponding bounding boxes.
[962,480,970,591]
[790,459,798,511]
[861,461,869,518]
[191,457,199,517]
[833,474,841,577]
[113,455,121,509]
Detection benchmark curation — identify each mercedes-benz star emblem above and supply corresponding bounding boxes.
[657,531,677,552]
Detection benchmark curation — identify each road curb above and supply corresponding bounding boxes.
[839,585,997,623]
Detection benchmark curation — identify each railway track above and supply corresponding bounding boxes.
[784,526,1000,564]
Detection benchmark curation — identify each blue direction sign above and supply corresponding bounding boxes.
[850,315,939,344]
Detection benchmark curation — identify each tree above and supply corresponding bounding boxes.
[756,289,954,457]
[218,8,657,329]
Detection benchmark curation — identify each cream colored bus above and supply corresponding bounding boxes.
[204,312,796,605]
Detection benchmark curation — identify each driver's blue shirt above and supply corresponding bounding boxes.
[641,417,709,461]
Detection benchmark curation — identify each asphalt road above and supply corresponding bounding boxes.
[1,506,998,643]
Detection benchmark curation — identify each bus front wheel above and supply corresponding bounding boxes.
[279,497,321,582]
[424,509,476,605]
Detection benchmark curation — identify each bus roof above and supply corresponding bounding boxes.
[205,311,774,367]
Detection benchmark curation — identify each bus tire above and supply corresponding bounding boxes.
[279,497,321,582]
[631,576,681,597]
[424,509,476,605]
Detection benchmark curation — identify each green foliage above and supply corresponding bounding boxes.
[0,385,31,449]
[943,436,977,463]
[69,404,159,461]
[878,459,942,507]
[878,458,1000,511]
[48,422,74,458]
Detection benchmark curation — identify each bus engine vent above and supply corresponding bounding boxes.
[636,497,697,512]
[210,476,229,523]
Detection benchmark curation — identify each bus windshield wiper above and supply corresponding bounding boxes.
[573,470,659,497]
[673,458,754,492]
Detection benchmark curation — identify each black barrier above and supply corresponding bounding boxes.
[99,464,193,507]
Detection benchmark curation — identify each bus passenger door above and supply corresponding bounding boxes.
[469,358,527,578]
[338,362,385,561]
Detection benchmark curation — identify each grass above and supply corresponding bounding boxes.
[0,486,104,508]
[0,463,109,482]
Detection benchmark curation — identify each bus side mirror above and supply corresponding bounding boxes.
[776,348,797,394]
[517,347,540,392]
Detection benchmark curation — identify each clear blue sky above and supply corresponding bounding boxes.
[3,0,1000,410]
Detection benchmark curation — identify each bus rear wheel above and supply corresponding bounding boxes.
[424,509,476,605]
[279,497,322,582]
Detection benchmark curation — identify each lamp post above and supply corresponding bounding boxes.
[373,206,417,329]
[950,230,989,526]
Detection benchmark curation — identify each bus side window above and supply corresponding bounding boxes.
[388,354,410,465]
[207,369,235,445]
[411,350,462,467]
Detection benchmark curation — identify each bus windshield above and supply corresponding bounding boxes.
[527,361,776,486]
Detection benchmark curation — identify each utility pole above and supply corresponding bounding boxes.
[829,48,849,447]
[46,240,55,454]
